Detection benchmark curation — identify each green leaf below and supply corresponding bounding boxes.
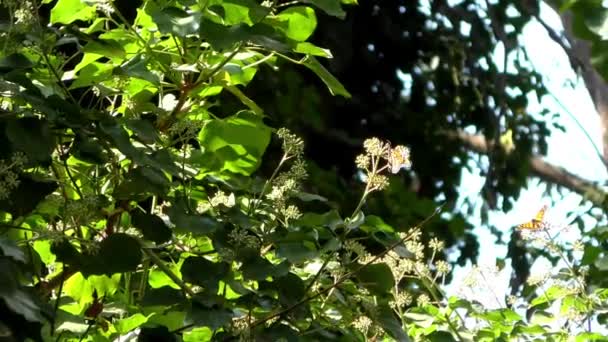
[302,0,346,19]
[114,167,170,200]
[187,305,233,330]
[131,211,172,244]
[0,262,45,324]
[373,304,410,342]
[584,8,608,39]
[138,326,177,341]
[218,0,271,25]
[71,62,114,89]
[6,118,55,164]
[141,286,186,306]
[50,0,96,24]
[70,137,109,164]
[345,211,365,229]
[0,176,57,217]
[33,240,55,265]
[149,6,201,37]
[355,263,394,295]
[51,239,83,267]
[295,210,343,230]
[0,238,26,263]
[126,119,161,144]
[116,313,154,334]
[83,234,142,275]
[427,331,456,342]
[277,241,317,263]
[183,327,213,342]
[301,56,351,97]
[168,209,221,235]
[362,215,396,234]
[1,288,45,323]
[274,6,317,42]
[274,273,306,307]
[225,85,264,115]
[293,42,333,57]
[199,20,250,50]
[180,257,230,293]
[198,110,271,175]
[82,39,126,59]
[0,54,33,73]
[294,191,327,202]
[530,285,570,307]
[115,55,161,85]
[241,257,289,281]
[0,259,19,294]
[149,262,183,290]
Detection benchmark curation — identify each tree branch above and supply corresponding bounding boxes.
[448,130,607,207]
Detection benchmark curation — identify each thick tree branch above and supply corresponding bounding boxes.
[449,130,607,207]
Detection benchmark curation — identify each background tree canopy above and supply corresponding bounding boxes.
[1,0,608,341]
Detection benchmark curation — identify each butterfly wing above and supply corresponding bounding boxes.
[517,220,540,230]
[517,205,548,230]
[534,205,548,222]
[388,146,411,174]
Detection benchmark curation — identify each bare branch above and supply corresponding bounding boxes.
[448,130,607,207]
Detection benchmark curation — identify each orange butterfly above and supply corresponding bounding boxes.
[517,205,548,230]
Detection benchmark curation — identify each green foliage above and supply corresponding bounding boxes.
[0,0,606,341]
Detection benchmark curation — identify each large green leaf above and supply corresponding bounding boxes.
[114,167,170,200]
[355,263,394,295]
[199,21,250,50]
[50,0,96,24]
[82,234,142,275]
[148,6,201,37]
[301,56,351,98]
[6,118,55,164]
[115,55,161,85]
[198,111,271,175]
[115,313,154,334]
[295,210,343,230]
[0,260,45,323]
[186,304,233,330]
[82,39,126,59]
[0,238,26,263]
[241,256,290,281]
[168,208,222,235]
[276,241,317,264]
[373,304,410,342]
[273,6,317,42]
[131,211,172,244]
[214,0,271,25]
[180,257,230,293]
[274,273,306,307]
[0,176,57,218]
[70,137,109,164]
[126,119,161,144]
[141,287,186,306]
[0,54,33,73]
[70,62,115,89]
[302,0,346,19]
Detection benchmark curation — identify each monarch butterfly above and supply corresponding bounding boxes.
[388,145,411,174]
[517,205,548,230]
